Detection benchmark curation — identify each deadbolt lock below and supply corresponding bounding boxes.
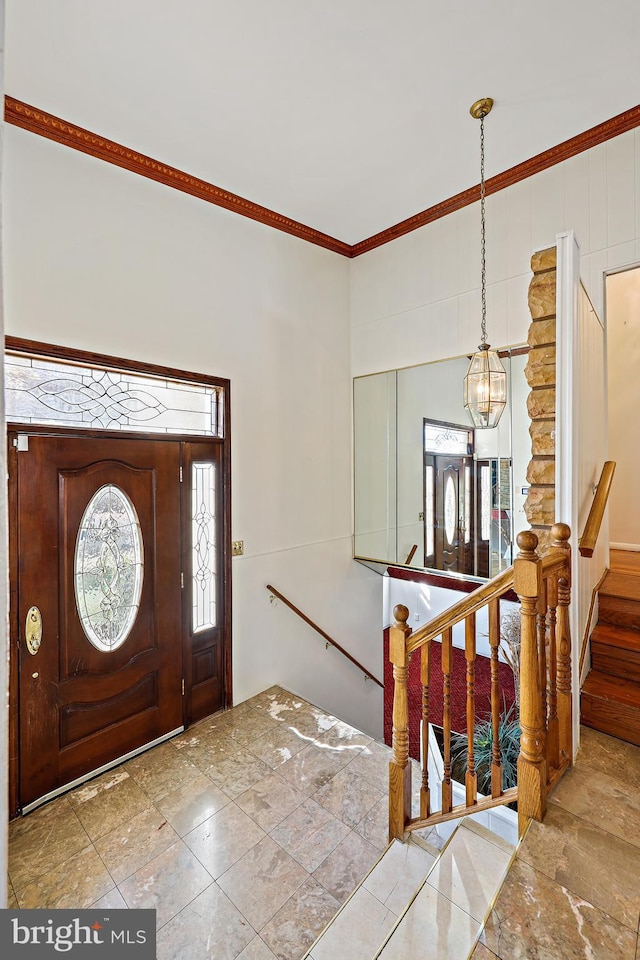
[25,606,42,655]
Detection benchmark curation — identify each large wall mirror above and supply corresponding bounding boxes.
[354,348,529,580]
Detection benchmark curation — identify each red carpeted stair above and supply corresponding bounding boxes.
[383,629,516,761]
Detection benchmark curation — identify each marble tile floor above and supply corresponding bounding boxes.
[8,686,444,960]
[471,725,640,960]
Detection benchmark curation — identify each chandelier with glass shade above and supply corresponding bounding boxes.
[463,97,507,429]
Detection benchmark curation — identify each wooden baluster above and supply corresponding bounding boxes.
[537,579,548,731]
[546,573,560,771]
[514,530,546,836]
[489,597,502,798]
[441,626,453,814]
[465,612,477,807]
[420,642,431,819]
[536,578,548,786]
[389,604,412,841]
[552,523,573,765]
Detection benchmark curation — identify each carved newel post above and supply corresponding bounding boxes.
[388,604,412,841]
[514,530,546,837]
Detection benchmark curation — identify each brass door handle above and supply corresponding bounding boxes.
[25,606,42,655]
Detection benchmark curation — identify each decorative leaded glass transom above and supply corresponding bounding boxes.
[5,352,224,437]
[192,462,217,633]
[75,485,144,651]
[423,421,472,456]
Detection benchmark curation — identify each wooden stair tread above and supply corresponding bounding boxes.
[582,671,640,708]
[600,571,640,601]
[610,549,640,576]
[591,622,640,654]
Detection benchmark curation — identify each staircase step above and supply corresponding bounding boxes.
[590,623,640,682]
[581,670,640,747]
[306,818,516,960]
[598,593,640,630]
[600,571,640,600]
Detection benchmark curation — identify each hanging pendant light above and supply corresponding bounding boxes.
[463,97,507,429]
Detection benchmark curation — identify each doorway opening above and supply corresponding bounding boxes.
[6,338,232,816]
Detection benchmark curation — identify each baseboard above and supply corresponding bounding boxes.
[610,543,640,552]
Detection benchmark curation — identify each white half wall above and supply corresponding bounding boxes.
[3,126,383,738]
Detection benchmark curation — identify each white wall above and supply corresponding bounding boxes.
[606,265,640,549]
[351,129,640,375]
[3,126,383,739]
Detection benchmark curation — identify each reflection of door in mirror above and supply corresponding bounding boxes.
[423,420,474,574]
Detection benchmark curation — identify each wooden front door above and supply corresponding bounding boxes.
[434,455,473,575]
[12,431,223,810]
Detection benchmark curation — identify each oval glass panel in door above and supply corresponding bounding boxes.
[74,484,144,651]
[444,475,456,545]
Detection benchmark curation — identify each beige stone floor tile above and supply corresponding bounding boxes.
[16,844,114,909]
[312,830,381,904]
[470,944,500,959]
[119,839,213,928]
[481,859,637,960]
[170,726,237,771]
[312,719,373,753]
[91,887,128,909]
[309,886,397,960]
[67,768,152,841]
[226,710,284,749]
[278,744,351,797]
[575,726,640,791]
[204,752,272,799]
[94,806,179,884]
[363,839,436,915]
[235,771,306,833]
[124,741,203,802]
[517,804,640,930]
[259,876,340,960]
[377,883,481,959]
[9,797,90,891]
[156,882,257,960]
[237,936,279,960]
[549,763,640,849]
[353,795,390,852]
[155,773,230,836]
[184,802,265,880]
[250,724,310,769]
[270,799,350,873]
[426,822,512,923]
[313,765,383,829]
[343,741,393,793]
[217,836,308,931]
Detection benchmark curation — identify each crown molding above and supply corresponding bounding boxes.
[4,96,352,257]
[5,95,640,259]
[352,102,640,256]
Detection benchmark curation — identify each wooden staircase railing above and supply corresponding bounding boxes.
[389,523,573,842]
[578,461,616,558]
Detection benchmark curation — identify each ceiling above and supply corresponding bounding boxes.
[5,1,640,245]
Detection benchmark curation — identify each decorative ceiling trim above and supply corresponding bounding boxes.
[5,96,640,259]
[4,96,352,258]
[352,103,640,256]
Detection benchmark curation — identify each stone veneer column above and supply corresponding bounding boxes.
[524,246,557,556]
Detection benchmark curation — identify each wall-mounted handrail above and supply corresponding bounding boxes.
[579,461,616,558]
[266,584,384,688]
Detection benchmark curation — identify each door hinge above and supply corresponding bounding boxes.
[181,678,185,696]
[180,572,184,589]
[179,465,183,482]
